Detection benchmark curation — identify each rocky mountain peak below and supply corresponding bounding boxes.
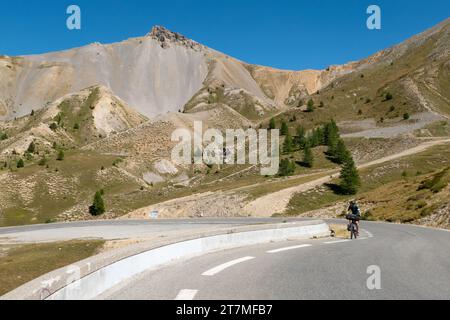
[147,25,202,50]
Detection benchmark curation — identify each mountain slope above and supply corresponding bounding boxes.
[0,25,353,122]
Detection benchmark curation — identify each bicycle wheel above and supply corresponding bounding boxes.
[351,224,357,239]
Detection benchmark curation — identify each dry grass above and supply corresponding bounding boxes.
[329,224,349,239]
[0,240,105,296]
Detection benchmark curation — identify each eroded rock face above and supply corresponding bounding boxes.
[420,202,450,229]
[147,25,203,50]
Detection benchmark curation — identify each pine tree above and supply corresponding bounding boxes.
[303,144,314,168]
[339,154,361,195]
[335,139,350,164]
[57,150,65,161]
[280,121,289,136]
[295,126,306,149]
[283,132,294,153]
[324,120,340,156]
[16,159,25,168]
[307,99,315,112]
[279,159,295,176]
[316,127,325,146]
[269,118,276,130]
[27,141,36,154]
[89,190,106,216]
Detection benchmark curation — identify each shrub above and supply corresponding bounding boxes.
[56,150,65,161]
[0,132,8,140]
[403,113,410,120]
[385,92,393,101]
[16,159,25,168]
[38,156,47,166]
[49,123,58,131]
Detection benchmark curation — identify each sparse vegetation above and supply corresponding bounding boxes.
[0,132,8,140]
[56,150,65,161]
[384,92,393,101]
[49,123,58,131]
[0,240,105,296]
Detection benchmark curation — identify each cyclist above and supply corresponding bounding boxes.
[347,201,361,236]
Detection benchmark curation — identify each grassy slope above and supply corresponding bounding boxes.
[0,151,138,227]
[269,34,445,132]
[0,240,105,296]
[286,143,450,224]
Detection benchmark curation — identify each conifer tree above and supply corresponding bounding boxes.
[89,190,106,216]
[283,132,294,153]
[280,121,289,136]
[339,153,361,195]
[303,144,314,168]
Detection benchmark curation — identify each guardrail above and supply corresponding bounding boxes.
[1,220,329,300]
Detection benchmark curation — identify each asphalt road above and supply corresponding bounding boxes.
[101,220,450,300]
[0,218,308,243]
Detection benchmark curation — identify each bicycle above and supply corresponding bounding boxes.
[346,214,360,240]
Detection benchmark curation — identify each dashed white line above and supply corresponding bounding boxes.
[202,256,255,276]
[175,289,198,300]
[267,244,312,253]
[323,239,351,244]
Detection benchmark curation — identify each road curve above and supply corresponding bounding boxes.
[0,218,309,244]
[101,221,450,300]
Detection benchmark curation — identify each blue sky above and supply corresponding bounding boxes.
[0,0,448,70]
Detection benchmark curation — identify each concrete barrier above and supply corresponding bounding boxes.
[2,220,329,300]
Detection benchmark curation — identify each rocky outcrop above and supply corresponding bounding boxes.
[147,25,203,50]
[419,202,450,229]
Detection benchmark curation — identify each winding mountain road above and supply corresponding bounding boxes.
[102,220,450,300]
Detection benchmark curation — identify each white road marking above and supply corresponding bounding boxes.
[175,289,198,300]
[202,256,255,276]
[363,229,374,238]
[323,239,351,244]
[267,244,312,253]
